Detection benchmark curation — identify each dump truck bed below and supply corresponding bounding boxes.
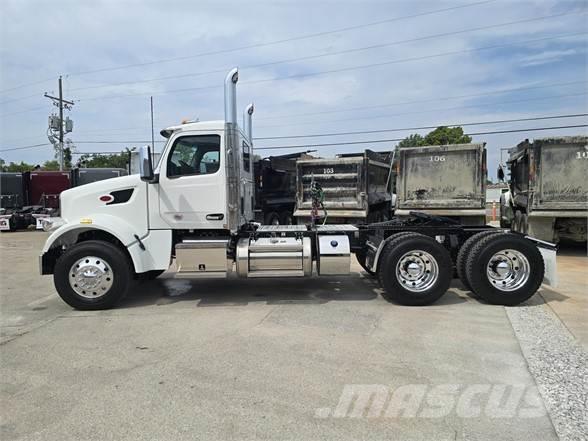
[396,143,486,212]
[294,150,392,221]
[72,168,128,186]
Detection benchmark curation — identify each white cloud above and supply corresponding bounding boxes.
[519,48,581,66]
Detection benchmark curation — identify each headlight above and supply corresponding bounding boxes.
[41,217,65,232]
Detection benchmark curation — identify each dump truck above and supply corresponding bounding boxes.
[395,143,487,225]
[38,68,554,311]
[500,136,587,243]
[294,150,395,224]
[72,168,128,187]
[254,153,312,225]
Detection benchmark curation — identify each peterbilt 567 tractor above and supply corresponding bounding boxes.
[39,68,555,310]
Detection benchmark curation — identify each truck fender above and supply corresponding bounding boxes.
[41,214,171,273]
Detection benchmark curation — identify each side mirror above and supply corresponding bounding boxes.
[497,165,505,182]
[139,145,154,182]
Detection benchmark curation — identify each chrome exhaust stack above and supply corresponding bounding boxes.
[243,103,254,144]
[224,68,239,125]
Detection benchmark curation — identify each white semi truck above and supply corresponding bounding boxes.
[39,68,556,310]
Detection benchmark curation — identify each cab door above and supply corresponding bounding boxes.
[158,133,227,229]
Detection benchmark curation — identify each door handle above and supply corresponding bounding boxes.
[206,213,224,220]
[173,214,183,220]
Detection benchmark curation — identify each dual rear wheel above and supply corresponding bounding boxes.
[375,232,544,306]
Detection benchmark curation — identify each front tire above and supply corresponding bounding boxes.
[377,233,452,306]
[54,240,132,310]
[465,233,544,306]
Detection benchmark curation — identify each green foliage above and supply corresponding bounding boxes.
[0,159,62,172]
[42,160,60,170]
[423,126,472,146]
[77,149,132,169]
[397,126,472,148]
[397,134,425,148]
[0,160,34,172]
[63,147,72,169]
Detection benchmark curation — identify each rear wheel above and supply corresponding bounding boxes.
[465,233,544,306]
[456,230,504,292]
[377,233,452,306]
[54,240,132,310]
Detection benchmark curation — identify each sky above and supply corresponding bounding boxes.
[0,0,587,179]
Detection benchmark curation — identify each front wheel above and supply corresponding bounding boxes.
[54,240,132,310]
[377,233,452,306]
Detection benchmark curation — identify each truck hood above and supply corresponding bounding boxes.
[60,174,145,222]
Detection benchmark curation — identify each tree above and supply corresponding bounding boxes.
[397,134,425,148]
[397,126,472,148]
[42,160,60,170]
[423,126,471,146]
[1,161,35,172]
[76,149,133,169]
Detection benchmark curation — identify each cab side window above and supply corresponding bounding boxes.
[167,135,221,178]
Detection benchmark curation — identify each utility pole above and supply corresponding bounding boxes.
[45,76,74,170]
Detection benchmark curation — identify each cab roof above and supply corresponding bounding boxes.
[160,120,226,138]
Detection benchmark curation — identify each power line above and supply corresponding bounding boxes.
[72,140,166,144]
[243,31,587,87]
[257,91,588,129]
[68,0,496,77]
[76,31,586,102]
[254,125,588,150]
[254,114,588,140]
[0,77,55,96]
[68,10,577,94]
[256,80,587,122]
[0,92,43,106]
[64,81,588,136]
[0,143,51,153]
[0,106,47,118]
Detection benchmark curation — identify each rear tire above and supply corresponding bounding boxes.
[465,233,544,306]
[456,230,504,292]
[377,233,452,306]
[54,240,132,310]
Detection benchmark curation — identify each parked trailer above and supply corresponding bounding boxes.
[501,136,587,243]
[72,168,128,187]
[254,153,312,225]
[294,150,395,224]
[39,68,554,311]
[0,172,27,231]
[395,143,487,225]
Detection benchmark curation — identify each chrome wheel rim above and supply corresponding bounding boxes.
[69,255,113,299]
[486,249,530,292]
[396,250,439,292]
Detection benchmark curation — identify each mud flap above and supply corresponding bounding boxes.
[526,236,558,288]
